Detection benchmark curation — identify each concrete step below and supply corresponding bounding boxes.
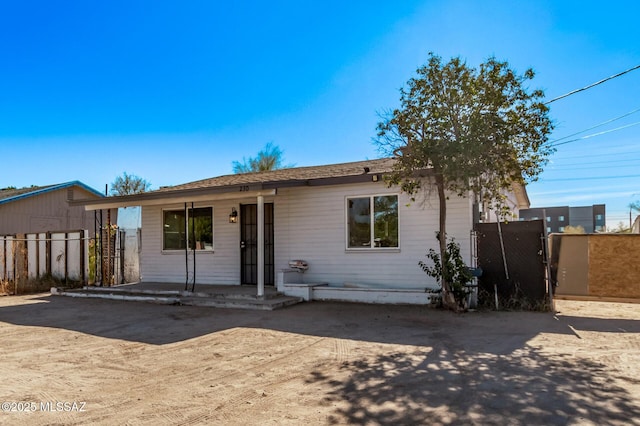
[77,285,283,300]
[51,287,303,311]
[178,295,303,310]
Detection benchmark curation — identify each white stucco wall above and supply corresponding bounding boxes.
[139,181,473,289]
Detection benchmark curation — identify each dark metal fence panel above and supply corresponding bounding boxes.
[475,220,547,307]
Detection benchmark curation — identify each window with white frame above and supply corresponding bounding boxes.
[347,195,399,249]
[163,207,213,251]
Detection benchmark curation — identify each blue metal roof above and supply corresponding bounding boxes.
[0,181,104,206]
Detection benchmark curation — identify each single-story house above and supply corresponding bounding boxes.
[0,181,111,236]
[71,158,529,304]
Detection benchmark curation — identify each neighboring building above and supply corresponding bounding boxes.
[0,181,109,236]
[519,204,605,233]
[72,158,529,304]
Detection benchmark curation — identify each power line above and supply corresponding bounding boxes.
[547,157,640,168]
[548,120,640,148]
[549,106,640,144]
[540,173,640,182]
[545,64,640,104]
[546,162,640,172]
[551,145,640,160]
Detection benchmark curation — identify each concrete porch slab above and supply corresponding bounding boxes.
[51,282,303,311]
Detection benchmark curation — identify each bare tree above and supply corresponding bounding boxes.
[232,142,294,173]
[110,172,151,196]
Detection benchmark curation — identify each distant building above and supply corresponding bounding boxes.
[519,204,605,233]
[0,181,112,236]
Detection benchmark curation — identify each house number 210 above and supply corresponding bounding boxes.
[239,186,250,192]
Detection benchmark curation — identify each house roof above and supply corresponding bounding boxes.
[0,181,104,206]
[71,158,399,210]
[159,158,397,191]
[69,157,530,211]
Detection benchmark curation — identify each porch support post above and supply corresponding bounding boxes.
[257,195,265,298]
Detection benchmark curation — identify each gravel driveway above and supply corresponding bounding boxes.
[0,294,638,425]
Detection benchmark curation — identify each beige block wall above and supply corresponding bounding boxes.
[588,235,640,299]
[555,234,640,299]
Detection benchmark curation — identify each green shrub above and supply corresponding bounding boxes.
[419,236,473,310]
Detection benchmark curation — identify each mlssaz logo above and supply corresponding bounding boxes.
[40,401,87,412]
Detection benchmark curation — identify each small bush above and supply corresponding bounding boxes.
[420,236,473,311]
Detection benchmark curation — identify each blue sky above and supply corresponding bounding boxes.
[1,1,639,228]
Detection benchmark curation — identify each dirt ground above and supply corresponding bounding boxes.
[0,294,639,426]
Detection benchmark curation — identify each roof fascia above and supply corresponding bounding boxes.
[0,181,103,206]
[72,185,276,210]
[65,181,105,198]
[71,174,386,210]
[262,173,384,189]
[70,167,430,211]
[511,182,531,209]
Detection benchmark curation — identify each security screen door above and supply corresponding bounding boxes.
[240,203,274,285]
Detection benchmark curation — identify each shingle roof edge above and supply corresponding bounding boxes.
[0,181,104,206]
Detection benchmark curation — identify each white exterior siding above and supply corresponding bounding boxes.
[141,199,255,284]
[275,182,471,289]
[139,181,472,290]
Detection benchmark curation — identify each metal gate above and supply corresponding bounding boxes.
[93,210,127,287]
[474,220,549,309]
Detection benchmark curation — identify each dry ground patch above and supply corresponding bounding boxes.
[0,294,639,425]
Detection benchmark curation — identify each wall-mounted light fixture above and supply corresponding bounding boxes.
[229,207,238,223]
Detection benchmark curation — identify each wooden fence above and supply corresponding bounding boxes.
[0,230,89,294]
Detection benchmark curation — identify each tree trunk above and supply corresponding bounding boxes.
[436,173,457,310]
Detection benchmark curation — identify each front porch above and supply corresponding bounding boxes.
[51,282,303,310]
[51,279,436,309]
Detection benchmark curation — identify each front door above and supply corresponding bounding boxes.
[240,203,274,285]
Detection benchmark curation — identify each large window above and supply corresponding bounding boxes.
[163,207,213,251]
[347,195,398,249]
